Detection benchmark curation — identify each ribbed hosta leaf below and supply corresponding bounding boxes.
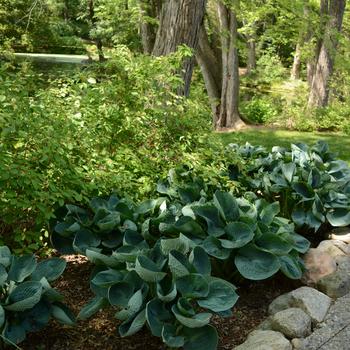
[6,281,42,312]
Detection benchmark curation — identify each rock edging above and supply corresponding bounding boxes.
[233,228,350,350]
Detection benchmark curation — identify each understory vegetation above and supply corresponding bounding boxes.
[1,0,350,349]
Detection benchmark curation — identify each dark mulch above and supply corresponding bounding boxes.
[22,256,301,350]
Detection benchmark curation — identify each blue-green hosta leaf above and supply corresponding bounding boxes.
[51,302,76,325]
[292,182,314,199]
[197,278,238,312]
[0,264,7,286]
[121,220,138,234]
[291,233,310,253]
[96,212,121,231]
[73,229,101,254]
[192,205,225,237]
[189,247,211,275]
[5,281,42,312]
[201,236,231,260]
[183,325,218,350]
[86,249,120,268]
[281,163,296,183]
[136,199,158,215]
[225,222,254,249]
[119,309,146,337]
[172,305,211,328]
[259,202,280,225]
[146,299,173,337]
[255,234,293,255]
[32,258,66,282]
[78,296,108,320]
[0,305,4,328]
[2,321,26,345]
[292,207,307,227]
[40,277,64,302]
[279,255,303,279]
[54,222,80,238]
[237,198,257,220]
[306,211,323,231]
[235,244,280,280]
[113,245,143,263]
[160,216,206,239]
[161,237,189,256]
[0,246,11,267]
[8,254,37,282]
[157,278,177,302]
[123,230,146,247]
[176,274,209,298]
[115,288,145,321]
[91,269,124,288]
[308,168,322,188]
[108,282,134,307]
[162,324,185,348]
[326,208,350,227]
[50,232,75,255]
[177,298,195,317]
[22,301,50,332]
[213,191,240,222]
[168,251,191,278]
[135,256,167,283]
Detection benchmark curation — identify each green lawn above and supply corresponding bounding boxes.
[216,128,350,163]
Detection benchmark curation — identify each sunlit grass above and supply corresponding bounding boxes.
[215,127,350,163]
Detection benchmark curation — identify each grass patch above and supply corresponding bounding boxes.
[216,127,350,163]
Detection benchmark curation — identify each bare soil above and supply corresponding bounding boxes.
[22,255,300,350]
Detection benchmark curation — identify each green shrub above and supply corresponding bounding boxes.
[256,49,287,84]
[0,246,75,346]
[241,97,280,124]
[0,47,212,253]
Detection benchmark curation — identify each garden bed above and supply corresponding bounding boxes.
[23,255,300,350]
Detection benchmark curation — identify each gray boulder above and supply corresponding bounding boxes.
[270,308,312,339]
[290,287,332,324]
[268,293,293,315]
[317,270,350,299]
[234,330,292,350]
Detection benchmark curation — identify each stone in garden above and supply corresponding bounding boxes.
[291,338,306,350]
[330,227,350,244]
[331,239,350,255]
[268,293,293,315]
[290,287,332,324]
[234,330,292,350]
[317,240,346,258]
[256,316,273,331]
[317,270,350,299]
[270,308,312,339]
[302,248,337,285]
[335,255,350,272]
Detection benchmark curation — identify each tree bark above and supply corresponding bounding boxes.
[291,42,302,80]
[139,0,157,54]
[246,37,256,74]
[88,0,105,62]
[215,2,244,130]
[152,0,206,96]
[308,0,346,108]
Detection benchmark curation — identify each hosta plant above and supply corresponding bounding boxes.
[146,188,310,281]
[78,243,238,350]
[227,141,350,233]
[0,246,75,346]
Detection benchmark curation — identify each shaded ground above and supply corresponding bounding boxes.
[23,256,300,350]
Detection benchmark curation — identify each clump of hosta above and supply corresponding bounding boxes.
[227,141,350,232]
[0,246,75,345]
[78,243,238,350]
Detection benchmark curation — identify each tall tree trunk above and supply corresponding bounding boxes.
[308,0,346,108]
[88,0,105,62]
[246,37,256,74]
[291,42,302,80]
[152,0,206,96]
[216,2,244,130]
[140,0,157,54]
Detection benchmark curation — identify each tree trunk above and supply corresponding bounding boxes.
[88,0,105,62]
[139,0,157,54]
[247,38,256,74]
[291,43,302,80]
[308,0,346,108]
[215,2,244,130]
[152,0,206,96]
